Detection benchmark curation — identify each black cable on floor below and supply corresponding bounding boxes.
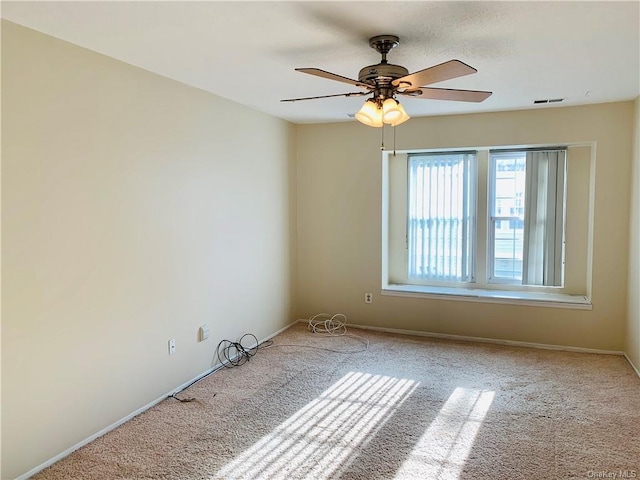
[217,334,273,368]
[170,333,273,402]
[170,324,364,402]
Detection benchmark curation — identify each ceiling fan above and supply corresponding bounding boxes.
[281,34,492,127]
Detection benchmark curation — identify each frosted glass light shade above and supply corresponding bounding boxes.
[382,98,403,124]
[390,102,410,126]
[355,100,383,127]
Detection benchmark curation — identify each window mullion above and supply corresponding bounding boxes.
[475,151,489,284]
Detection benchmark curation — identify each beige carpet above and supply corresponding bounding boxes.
[33,323,640,479]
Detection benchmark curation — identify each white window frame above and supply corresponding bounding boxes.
[487,151,527,285]
[381,144,593,309]
[487,149,567,287]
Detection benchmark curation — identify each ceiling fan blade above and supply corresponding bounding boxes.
[399,87,492,102]
[281,91,368,102]
[392,60,477,89]
[296,68,371,88]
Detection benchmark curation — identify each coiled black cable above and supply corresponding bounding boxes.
[171,333,273,402]
[217,334,273,368]
[170,326,362,403]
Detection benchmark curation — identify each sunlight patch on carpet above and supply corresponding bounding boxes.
[394,387,495,479]
[215,371,418,480]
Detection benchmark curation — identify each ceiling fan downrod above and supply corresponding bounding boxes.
[369,34,400,63]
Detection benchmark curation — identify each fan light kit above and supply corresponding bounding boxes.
[282,34,492,128]
[356,98,410,127]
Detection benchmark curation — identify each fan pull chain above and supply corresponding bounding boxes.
[380,125,385,151]
[393,125,397,156]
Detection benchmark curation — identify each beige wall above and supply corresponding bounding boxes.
[2,17,638,480]
[627,97,640,370]
[297,102,634,351]
[1,21,297,479]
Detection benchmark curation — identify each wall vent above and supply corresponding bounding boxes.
[533,98,565,104]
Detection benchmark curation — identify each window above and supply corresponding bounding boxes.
[383,145,590,307]
[407,152,475,283]
[489,150,566,286]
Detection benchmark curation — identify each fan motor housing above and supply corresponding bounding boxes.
[358,63,409,85]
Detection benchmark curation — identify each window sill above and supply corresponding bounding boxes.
[382,284,592,310]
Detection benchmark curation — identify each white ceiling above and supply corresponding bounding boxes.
[2,1,639,124]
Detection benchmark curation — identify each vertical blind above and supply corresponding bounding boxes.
[407,152,476,282]
[522,149,566,286]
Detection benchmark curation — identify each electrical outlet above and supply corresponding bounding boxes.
[168,338,176,355]
[199,325,210,342]
[364,293,373,304]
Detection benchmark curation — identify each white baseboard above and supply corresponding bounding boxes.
[623,353,640,379]
[17,319,300,480]
[261,318,301,344]
[16,389,175,480]
[331,321,640,378]
[296,318,626,356]
[17,318,635,479]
